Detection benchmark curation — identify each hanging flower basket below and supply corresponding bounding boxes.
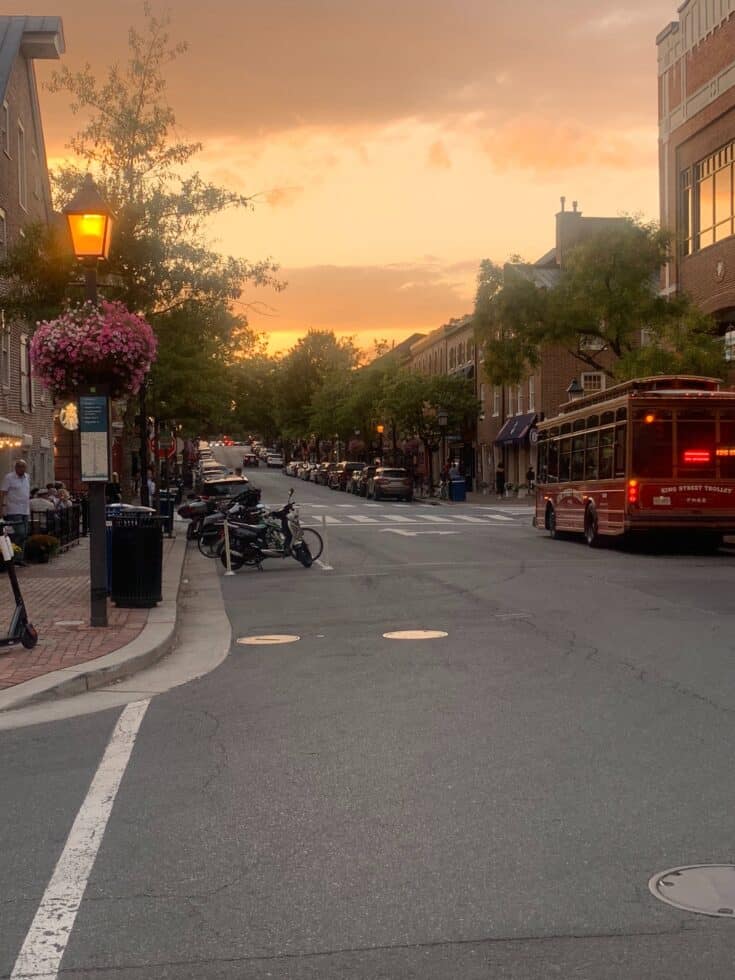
[30,300,157,400]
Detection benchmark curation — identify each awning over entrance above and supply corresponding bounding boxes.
[494,412,537,446]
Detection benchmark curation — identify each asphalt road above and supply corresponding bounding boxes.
[3,447,735,978]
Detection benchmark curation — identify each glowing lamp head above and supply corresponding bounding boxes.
[644,413,655,424]
[63,174,114,261]
[376,424,384,434]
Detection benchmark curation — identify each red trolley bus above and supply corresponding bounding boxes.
[534,376,735,546]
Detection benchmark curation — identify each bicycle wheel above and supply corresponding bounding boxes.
[198,530,222,558]
[301,527,323,561]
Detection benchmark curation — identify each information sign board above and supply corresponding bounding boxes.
[79,394,110,482]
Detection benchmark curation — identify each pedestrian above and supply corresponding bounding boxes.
[146,467,156,504]
[106,471,121,504]
[526,465,536,491]
[449,459,461,479]
[0,459,30,560]
[495,461,506,497]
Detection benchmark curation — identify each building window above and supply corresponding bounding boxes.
[2,101,8,157]
[528,376,536,412]
[0,311,9,389]
[0,208,6,260]
[682,140,735,254]
[20,333,31,411]
[17,121,27,210]
[581,372,605,393]
[492,387,500,417]
[507,386,515,416]
[725,329,735,362]
[517,383,524,415]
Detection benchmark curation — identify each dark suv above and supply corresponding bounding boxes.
[328,461,365,491]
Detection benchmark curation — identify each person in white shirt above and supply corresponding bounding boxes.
[0,459,31,555]
[30,488,56,513]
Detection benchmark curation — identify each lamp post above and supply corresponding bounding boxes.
[63,174,114,628]
[376,424,384,463]
[437,408,448,473]
[567,378,584,401]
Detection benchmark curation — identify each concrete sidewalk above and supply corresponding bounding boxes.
[0,532,187,712]
[415,488,535,509]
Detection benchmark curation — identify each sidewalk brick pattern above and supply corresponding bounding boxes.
[0,539,149,691]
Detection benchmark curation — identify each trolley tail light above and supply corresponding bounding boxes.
[683,449,712,464]
[627,479,639,506]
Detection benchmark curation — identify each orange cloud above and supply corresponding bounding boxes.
[427,140,452,170]
[265,185,305,208]
[483,117,657,175]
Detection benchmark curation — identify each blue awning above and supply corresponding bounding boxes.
[494,412,537,446]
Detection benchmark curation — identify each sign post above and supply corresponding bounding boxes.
[79,389,111,627]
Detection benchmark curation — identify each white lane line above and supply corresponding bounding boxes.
[316,559,333,571]
[11,699,150,980]
[381,514,416,523]
[487,514,514,522]
[348,515,379,523]
[453,515,491,523]
[335,504,356,508]
[322,515,341,524]
[418,515,453,524]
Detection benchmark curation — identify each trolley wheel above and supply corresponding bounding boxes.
[21,623,38,649]
[584,505,602,548]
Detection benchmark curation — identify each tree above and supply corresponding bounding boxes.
[379,372,478,450]
[474,218,725,386]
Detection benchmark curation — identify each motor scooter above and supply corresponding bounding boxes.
[220,490,314,570]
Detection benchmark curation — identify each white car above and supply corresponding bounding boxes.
[266,453,284,468]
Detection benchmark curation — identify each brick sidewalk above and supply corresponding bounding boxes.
[0,538,166,691]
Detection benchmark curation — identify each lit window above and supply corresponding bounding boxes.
[684,140,735,254]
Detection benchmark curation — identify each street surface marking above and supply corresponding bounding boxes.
[322,515,341,524]
[335,503,356,507]
[383,629,449,640]
[237,635,300,645]
[487,514,514,522]
[348,515,379,523]
[419,515,453,523]
[382,514,415,523]
[11,699,150,980]
[316,559,334,571]
[453,515,490,523]
[380,529,458,537]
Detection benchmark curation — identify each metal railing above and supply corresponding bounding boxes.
[29,504,82,551]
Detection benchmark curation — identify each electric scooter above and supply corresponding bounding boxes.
[0,522,38,650]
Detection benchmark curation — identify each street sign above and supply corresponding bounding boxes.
[79,394,110,482]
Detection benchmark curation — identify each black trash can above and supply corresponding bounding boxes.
[158,489,176,536]
[449,478,467,502]
[110,513,163,608]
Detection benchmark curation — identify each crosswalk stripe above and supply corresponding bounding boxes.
[419,515,453,523]
[487,514,514,522]
[349,515,379,523]
[382,514,416,523]
[323,515,341,524]
[453,515,491,523]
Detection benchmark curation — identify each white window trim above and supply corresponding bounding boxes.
[2,101,9,158]
[17,120,27,211]
[0,207,6,260]
[492,387,500,417]
[581,371,606,393]
[528,376,536,412]
[517,383,524,415]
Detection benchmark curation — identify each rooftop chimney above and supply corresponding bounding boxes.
[560,195,566,213]
[572,200,578,213]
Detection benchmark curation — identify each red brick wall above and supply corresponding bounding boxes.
[686,13,735,95]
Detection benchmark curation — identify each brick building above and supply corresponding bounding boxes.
[0,16,64,488]
[658,1,735,345]
[476,202,623,493]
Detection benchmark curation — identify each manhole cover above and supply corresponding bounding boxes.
[382,630,448,640]
[237,635,300,646]
[649,865,735,917]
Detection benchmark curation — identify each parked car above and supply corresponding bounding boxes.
[367,467,413,501]
[266,453,284,468]
[354,465,376,497]
[315,462,335,485]
[299,462,314,480]
[242,452,259,467]
[197,475,252,498]
[284,460,299,476]
[328,461,365,491]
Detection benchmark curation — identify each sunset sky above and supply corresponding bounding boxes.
[10,1,677,353]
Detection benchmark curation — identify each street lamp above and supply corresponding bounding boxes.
[437,408,448,470]
[567,378,584,401]
[63,174,115,628]
[376,424,384,462]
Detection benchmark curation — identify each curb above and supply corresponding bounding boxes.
[0,535,188,713]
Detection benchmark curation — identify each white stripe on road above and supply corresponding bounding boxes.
[316,559,333,571]
[322,515,341,524]
[381,515,415,523]
[453,515,492,523]
[348,515,379,523]
[418,515,453,523]
[11,699,150,980]
[487,514,514,522]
